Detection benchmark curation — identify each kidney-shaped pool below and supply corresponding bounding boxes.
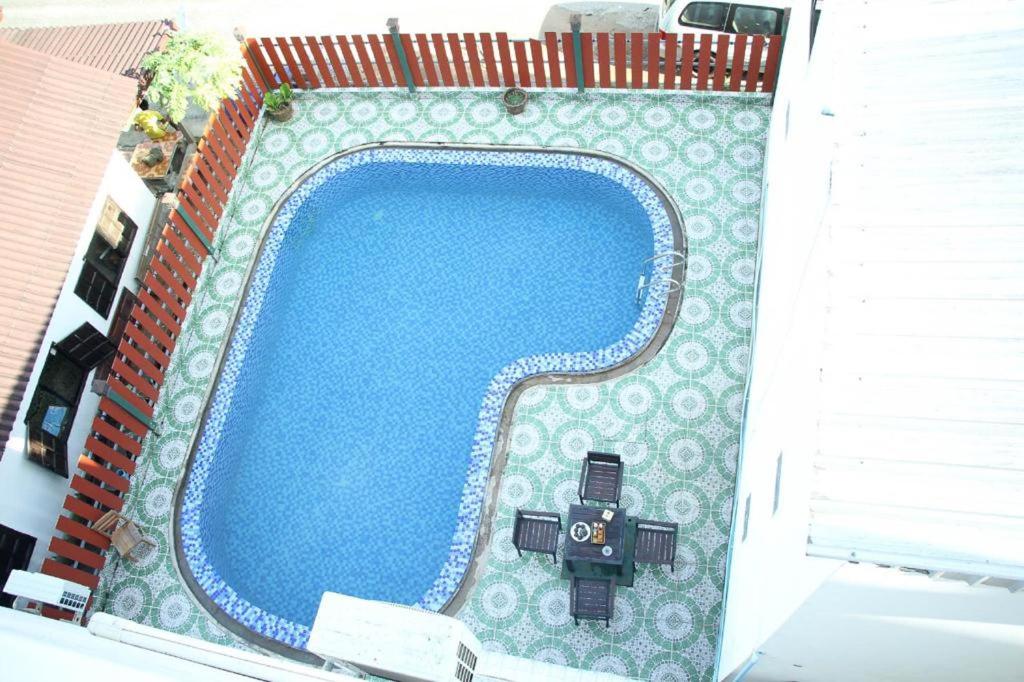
[176,144,683,650]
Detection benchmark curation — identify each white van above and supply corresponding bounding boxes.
[658,0,787,36]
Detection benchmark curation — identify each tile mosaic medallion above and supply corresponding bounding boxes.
[93,89,770,681]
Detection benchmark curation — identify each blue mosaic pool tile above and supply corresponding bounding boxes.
[178,146,678,648]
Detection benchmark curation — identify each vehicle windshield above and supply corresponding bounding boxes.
[731,6,781,34]
[679,2,729,30]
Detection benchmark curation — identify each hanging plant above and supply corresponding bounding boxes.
[141,32,243,124]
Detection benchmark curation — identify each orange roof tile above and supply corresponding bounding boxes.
[0,41,139,448]
[0,19,173,77]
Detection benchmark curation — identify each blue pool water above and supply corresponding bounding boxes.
[181,148,676,646]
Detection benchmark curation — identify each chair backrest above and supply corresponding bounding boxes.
[93,510,120,535]
[587,451,621,467]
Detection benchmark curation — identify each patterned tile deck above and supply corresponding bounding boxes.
[93,89,769,681]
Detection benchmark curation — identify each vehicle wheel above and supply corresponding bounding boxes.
[692,50,717,74]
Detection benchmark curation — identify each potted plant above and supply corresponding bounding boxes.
[263,83,295,122]
[140,32,243,125]
[502,86,528,116]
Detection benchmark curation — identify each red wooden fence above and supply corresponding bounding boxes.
[37,47,268,620]
[245,32,783,93]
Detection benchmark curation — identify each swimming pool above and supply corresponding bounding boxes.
[177,145,682,649]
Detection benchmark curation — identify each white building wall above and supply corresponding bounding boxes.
[0,150,156,570]
[744,563,1024,682]
[717,5,844,678]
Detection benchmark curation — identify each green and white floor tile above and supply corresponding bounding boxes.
[93,89,770,681]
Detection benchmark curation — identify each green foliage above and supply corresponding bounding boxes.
[264,83,294,112]
[504,88,527,106]
[141,32,243,123]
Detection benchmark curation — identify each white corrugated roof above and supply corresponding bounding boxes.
[809,0,1024,579]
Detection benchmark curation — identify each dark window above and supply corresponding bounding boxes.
[95,290,139,382]
[679,1,729,29]
[729,5,784,34]
[54,323,116,371]
[0,525,36,608]
[74,199,138,317]
[24,323,112,477]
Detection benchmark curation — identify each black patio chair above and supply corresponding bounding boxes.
[633,519,679,572]
[578,451,624,507]
[512,509,562,564]
[570,576,616,627]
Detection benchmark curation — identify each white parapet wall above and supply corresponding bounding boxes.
[308,592,637,682]
[0,150,156,569]
[0,606,357,681]
[716,4,844,679]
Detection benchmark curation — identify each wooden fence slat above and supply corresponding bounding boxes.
[155,240,199,290]
[42,558,100,590]
[630,33,643,89]
[161,222,203,275]
[321,36,349,87]
[544,33,562,87]
[416,34,439,87]
[246,38,278,87]
[368,35,395,87]
[561,32,577,88]
[225,91,253,132]
[291,36,320,88]
[62,495,104,524]
[513,40,531,87]
[399,35,423,86]
[730,34,747,91]
[351,35,379,87]
[713,34,730,90]
[149,257,192,308]
[78,456,129,494]
[143,272,187,322]
[110,357,159,405]
[125,320,171,368]
[447,33,470,86]
[696,34,712,90]
[762,34,782,92]
[138,289,182,339]
[55,515,111,550]
[479,33,500,87]
[69,475,122,512]
[130,308,176,359]
[746,35,765,92]
[664,34,678,90]
[647,33,660,89]
[119,339,166,387]
[597,33,611,88]
[529,39,546,87]
[339,36,367,87]
[680,33,694,90]
[179,187,216,241]
[97,394,149,441]
[306,36,334,87]
[383,34,407,87]
[433,34,454,86]
[580,33,595,88]
[614,33,626,88]
[276,36,306,88]
[496,33,516,86]
[463,34,485,87]
[85,434,137,474]
[49,538,105,570]
[106,376,156,422]
[193,157,228,207]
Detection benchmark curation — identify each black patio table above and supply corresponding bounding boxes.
[564,504,627,573]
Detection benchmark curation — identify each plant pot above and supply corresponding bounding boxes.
[266,103,294,122]
[502,87,528,116]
